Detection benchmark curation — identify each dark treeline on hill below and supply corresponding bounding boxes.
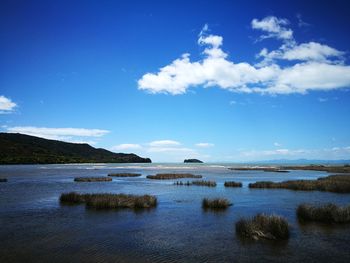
[0,133,152,164]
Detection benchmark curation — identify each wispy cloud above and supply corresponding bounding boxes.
[296,13,311,28]
[138,17,350,95]
[4,126,109,144]
[235,146,350,161]
[0,95,17,113]
[318,97,328,102]
[274,142,282,147]
[195,142,214,148]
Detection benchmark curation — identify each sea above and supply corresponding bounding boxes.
[1,163,349,263]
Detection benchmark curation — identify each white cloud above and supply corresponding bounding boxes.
[196,142,214,148]
[274,142,282,147]
[112,143,142,151]
[148,140,181,147]
[138,17,350,95]
[0,96,17,113]
[259,42,344,63]
[251,16,293,41]
[258,62,350,94]
[283,42,343,61]
[4,126,109,144]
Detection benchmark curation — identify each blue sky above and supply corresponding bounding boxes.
[1,0,350,162]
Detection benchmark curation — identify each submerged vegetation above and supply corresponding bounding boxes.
[236,214,290,241]
[297,203,350,223]
[248,174,350,193]
[202,198,232,209]
[146,173,202,180]
[60,192,157,209]
[174,180,217,187]
[74,177,112,182]
[0,178,7,182]
[108,173,141,177]
[224,181,242,187]
[174,181,192,186]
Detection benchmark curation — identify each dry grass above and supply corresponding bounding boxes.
[146,173,202,180]
[224,181,242,187]
[192,180,217,187]
[202,198,232,209]
[248,174,350,193]
[297,203,350,223]
[74,177,112,182]
[236,214,289,240]
[108,173,141,177]
[60,192,157,209]
[0,178,7,182]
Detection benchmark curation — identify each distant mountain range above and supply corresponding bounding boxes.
[243,159,350,165]
[0,133,151,164]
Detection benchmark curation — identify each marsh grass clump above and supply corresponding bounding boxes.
[60,192,157,209]
[248,174,350,193]
[86,194,157,209]
[146,173,202,180]
[297,203,350,223]
[0,178,7,182]
[60,192,90,204]
[74,177,112,182]
[108,173,141,177]
[192,180,217,187]
[224,181,242,187]
[202,198,232,209]
[236,214,289,241]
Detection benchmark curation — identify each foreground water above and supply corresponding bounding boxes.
[1,163,350,263]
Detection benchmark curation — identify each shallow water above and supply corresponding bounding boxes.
[1,163,350,263]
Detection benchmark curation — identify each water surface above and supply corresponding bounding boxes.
[1,163,349,262]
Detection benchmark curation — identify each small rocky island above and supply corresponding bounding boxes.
[184,159,203,163]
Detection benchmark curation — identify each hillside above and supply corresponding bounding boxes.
[0,133,151,164]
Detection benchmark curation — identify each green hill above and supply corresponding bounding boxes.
[0,133,151,164]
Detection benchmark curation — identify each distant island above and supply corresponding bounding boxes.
[184,159,203,163]
[0,133,151,164]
